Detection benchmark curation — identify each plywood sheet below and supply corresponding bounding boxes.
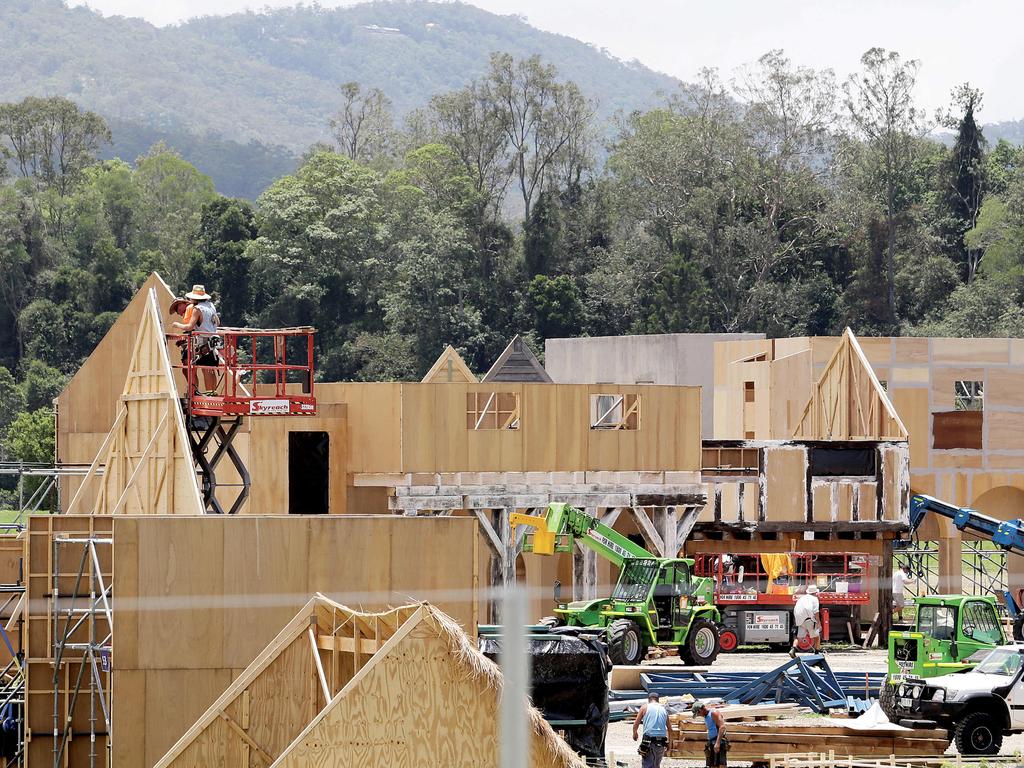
[891,337,930,364]
[987,368,1024,409]
[764,446,807,522]
[889,388,929,469]
[931,337,1009,365]
[111,515,481,767]
[769,350,812,438]
[987,411,1024,452]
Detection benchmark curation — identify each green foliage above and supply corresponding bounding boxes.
[2,40,1024,471]
[3,408,55,464]
[527,275,585,340]
[22,359,66,411]
[0,367,24,433]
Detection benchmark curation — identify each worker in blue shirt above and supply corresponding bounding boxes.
[694,700,728,767]
[632,692,669,768]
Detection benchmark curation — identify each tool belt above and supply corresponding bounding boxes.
[638,735,668,755]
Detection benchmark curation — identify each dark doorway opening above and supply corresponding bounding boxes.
[289,431,329,514]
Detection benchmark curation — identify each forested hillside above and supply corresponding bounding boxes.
[2,44,1024,504]
[0,0,680,195]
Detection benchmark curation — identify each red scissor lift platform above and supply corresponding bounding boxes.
[169,326,317,513]
[170,326,318,418]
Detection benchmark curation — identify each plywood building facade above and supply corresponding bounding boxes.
[714,334,1024,593]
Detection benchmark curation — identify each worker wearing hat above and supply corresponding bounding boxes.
[790,584,822,658]
[694,701,728,767]
[633,692,669,768]
[171,285,222,394]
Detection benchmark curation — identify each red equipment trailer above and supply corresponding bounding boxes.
[693,552,870,651]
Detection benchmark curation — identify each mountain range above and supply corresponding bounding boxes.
[2,1,1022,198]
[0,0,681,196]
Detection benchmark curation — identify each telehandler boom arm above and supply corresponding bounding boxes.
[510,502,655,568]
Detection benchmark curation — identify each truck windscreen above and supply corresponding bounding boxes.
[613,559,660,601]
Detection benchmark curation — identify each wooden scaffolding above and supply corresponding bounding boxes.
[793,329,908,441]
[65,288,203,516]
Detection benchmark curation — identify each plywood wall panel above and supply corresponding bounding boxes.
[889,388,930,469]
[989,371,1024,409]
[891,338,930,364]
[931,337,1009,365]
[769,350,812,437]
[764,446,807,522]
[111,515,481,768]
[325,383,401,473]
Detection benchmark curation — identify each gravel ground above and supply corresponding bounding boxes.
[601,646,1024,767]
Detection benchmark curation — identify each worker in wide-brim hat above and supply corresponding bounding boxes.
[172,285,222,394]
[790,584,822,658]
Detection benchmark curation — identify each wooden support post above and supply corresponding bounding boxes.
[631,506,665,556]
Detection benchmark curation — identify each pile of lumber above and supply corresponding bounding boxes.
[667,705,949,761]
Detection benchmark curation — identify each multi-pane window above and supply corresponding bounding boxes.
[954,380,984,411]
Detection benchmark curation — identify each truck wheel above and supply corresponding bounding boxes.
[680,618,720,666]
[607,619,646,666]
[878,683,899,722]
[1013,613,1024,642]
[955,711,1003,755]
[538,615,563,630]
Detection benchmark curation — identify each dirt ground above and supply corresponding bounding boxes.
[602,646,1024,767]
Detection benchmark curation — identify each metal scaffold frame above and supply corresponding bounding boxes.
[0,587,26,768]
[0,462,95,524]
[51,536,112,768]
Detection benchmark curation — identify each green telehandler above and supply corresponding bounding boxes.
[511,503,721,666]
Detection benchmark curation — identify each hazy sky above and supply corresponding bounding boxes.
[69,0,1024,122]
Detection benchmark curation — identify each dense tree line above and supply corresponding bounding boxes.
[3,48,1024,498]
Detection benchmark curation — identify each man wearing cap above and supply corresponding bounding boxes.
[171,285,221,394]
[694,701,728,767]
[632,692,669,768]
[790,584,822,658]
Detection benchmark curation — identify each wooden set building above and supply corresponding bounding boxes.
[6,273,944,766]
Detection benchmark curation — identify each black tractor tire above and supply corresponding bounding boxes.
[680,618,721,666]
[607,619,646,666]
[954,710,1003,755]
[878,683,900,723]
[537,615,563,630]
[1013,612,1024,642]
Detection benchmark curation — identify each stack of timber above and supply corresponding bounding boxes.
[768,754,1018,768]
[667,709,949,761]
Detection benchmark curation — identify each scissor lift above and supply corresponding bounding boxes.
[168,326,317,514]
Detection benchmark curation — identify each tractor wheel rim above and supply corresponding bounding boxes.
[624,631,639,661]
[720,632,737,651]
[694,627,715,657]
[971,726,993,750]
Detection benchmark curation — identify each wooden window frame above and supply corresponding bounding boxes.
[590,393,640,431]
[466,391,520,430]
[954,380,984,412]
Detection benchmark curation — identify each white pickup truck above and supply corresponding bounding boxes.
[891,645,1024,755]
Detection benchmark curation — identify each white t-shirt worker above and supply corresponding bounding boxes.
[893,566,915,622]
[790,585,821,658]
